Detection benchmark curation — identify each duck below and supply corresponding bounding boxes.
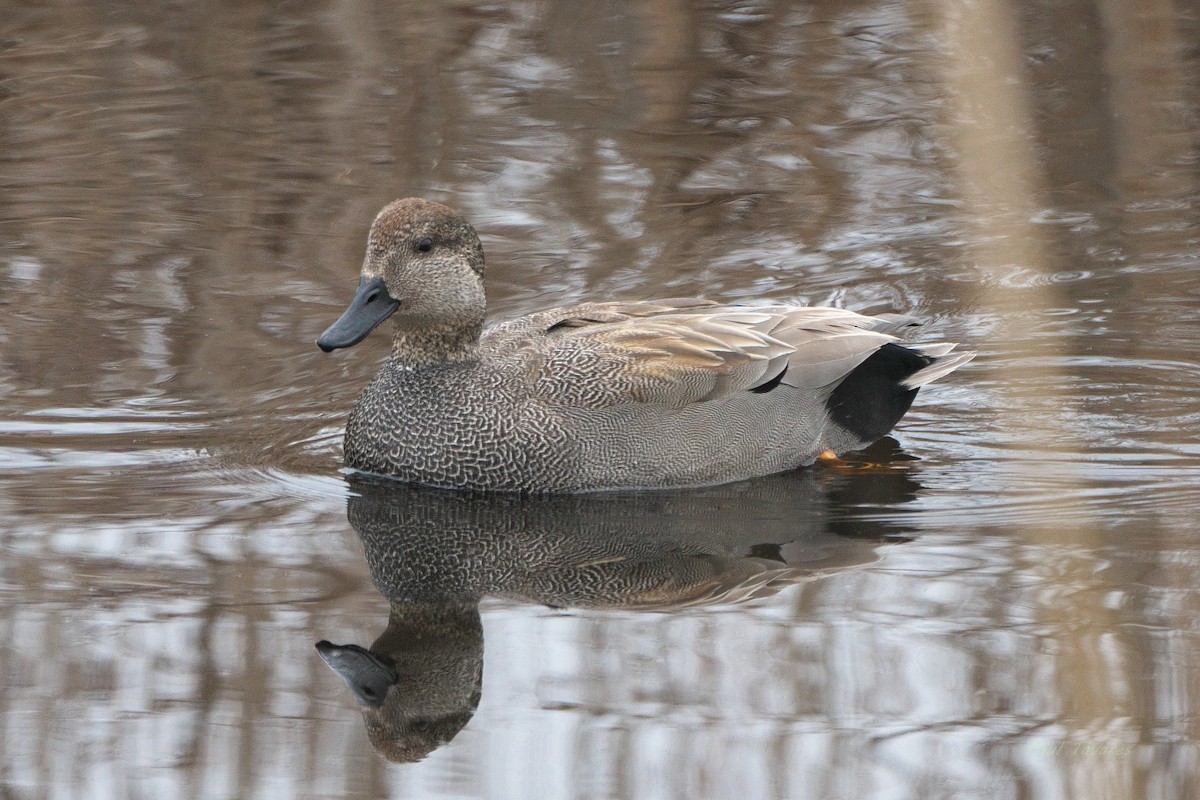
[316,198,974,492]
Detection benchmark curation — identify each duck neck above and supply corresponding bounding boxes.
[389,319,483,367]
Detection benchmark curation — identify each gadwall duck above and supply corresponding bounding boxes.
[317,198,974,492]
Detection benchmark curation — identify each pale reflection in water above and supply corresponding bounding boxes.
[318,459,917,762]
[1,0,1199,797]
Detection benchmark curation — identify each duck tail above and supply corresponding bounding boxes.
[900,346,976,389]
[824,342,974,445]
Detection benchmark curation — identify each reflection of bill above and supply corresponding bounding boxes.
[317,448,921,762]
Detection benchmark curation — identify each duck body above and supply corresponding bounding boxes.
[319,199,974,493]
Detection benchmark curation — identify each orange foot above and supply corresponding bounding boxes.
[816,448,903,474]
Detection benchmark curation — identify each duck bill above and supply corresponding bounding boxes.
[317,276,401,352]
[315,640,398,708]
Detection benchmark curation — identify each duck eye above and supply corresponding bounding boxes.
[417,237,433,253]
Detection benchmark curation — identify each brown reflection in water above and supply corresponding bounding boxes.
[0,0,1199,797]
[937,2,1198,796]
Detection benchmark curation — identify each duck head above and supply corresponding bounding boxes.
[316,601,483,763]
[317,198,486,355]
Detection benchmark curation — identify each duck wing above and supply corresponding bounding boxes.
[488,300,938,409]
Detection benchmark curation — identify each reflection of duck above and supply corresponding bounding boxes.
[316,198,972,492]
[318,451,920,762]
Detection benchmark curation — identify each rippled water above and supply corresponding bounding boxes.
[2,1,1200,798]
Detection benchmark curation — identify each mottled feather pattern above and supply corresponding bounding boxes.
[508,302,926,406]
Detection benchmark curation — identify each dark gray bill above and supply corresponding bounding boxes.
[316,276,400,352]
[315,640,398,708]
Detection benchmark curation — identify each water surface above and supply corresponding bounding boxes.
[2,1,1199,798]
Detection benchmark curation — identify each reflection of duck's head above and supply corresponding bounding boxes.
[317,601,481,764]
[319,447,922,761]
